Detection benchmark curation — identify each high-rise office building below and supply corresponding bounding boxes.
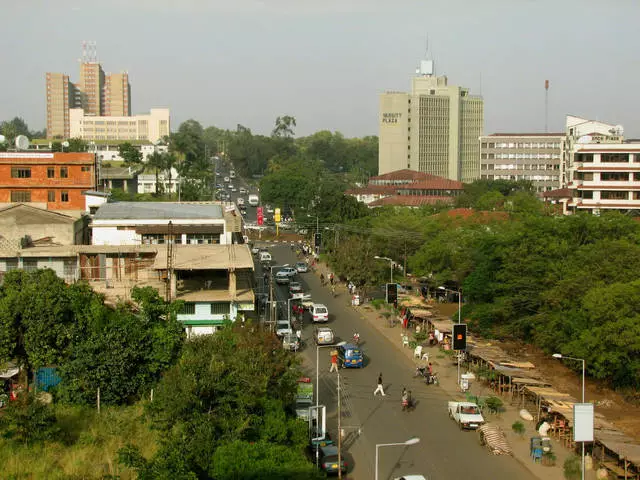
[46,43,133,138]
[378,57,484,182]
[78,61,105,116]
[46,73,77,139]
[104,72,131,117]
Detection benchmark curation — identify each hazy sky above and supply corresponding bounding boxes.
[2,0,639,137]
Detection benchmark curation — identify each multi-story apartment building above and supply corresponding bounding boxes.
[0,152,96,213]
[479,133,565,193]
[69,108,170,143]
[379,58,484,182]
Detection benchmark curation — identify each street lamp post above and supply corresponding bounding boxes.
[268,264,289,326]
[438,286,462,386]
[315,343,336,465]
[374,256,394,283]
[375,437,421,480]
[553,353,586,480]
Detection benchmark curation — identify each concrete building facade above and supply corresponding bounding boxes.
[78,62,105,116]
[46,73,77,139]
[379,59,484,182]
[0,152,96,213]
[479,133,565,193]
[103,72,131,117]
[69,108,170,143]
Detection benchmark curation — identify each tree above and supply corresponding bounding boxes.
[147,151,168,195]
[0,117,31,144]
[272,115,297,138]
[67,137,88,152]
[119,142,143,167]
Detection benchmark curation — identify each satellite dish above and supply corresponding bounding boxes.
[62,141,70,148]
[15,135,30,150]
[0,134,5,144]
[576,135,592,144]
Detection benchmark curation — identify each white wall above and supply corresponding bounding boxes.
[92,226,139,245]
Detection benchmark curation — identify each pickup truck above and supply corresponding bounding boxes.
[448,401,485,430]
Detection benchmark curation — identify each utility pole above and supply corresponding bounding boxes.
[337,371,342,480]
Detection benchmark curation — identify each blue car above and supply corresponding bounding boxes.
[337,342,363,368]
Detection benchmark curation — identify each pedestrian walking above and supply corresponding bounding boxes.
[329,351,339,373]
[329,273,335,286]
[373,372,386,396]
[320,273,325,286]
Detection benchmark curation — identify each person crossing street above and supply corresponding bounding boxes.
[373,372,386,396]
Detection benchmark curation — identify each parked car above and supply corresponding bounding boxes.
[318,445,347,475]
[311,304,329,323]
[448,401,485,430]
[282,332,300,351]
[275,271,291,285]
[289,282,304,296]
[276,320,293,337]
[314,327,335,345]
[295,261,309,273]
[279,267,297,277]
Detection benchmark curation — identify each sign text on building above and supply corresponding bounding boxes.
[381,112,402,124]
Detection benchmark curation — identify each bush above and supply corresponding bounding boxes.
[0,393,59,444]
[511,420,525,437]
[484,396,504,414]
[414,331,427,344]
[371,299,384,310]
[563,454,581,479]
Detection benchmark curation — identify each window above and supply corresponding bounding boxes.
[575,153,593,163]
[600,172,627,182]
[181,303,196,315]
[47,167,55,178]
[61,191,69,202]
[210,303,230,315]
[142,234,165,245]
[11,191,31,202]
[47,191,55,202]
[11,167,31,178]
[60,167,68,178]
[600,191,628,200]
[186,234,217,245]
[81,166,91,172]
[600,153,628,163]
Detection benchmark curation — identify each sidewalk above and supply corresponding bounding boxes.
[311,263,594,480]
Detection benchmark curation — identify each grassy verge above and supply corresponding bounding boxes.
[0,403,157,479]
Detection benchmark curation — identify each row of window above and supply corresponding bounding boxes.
[141,233,219,245]
[10,191,70,202]
[11,166,91,179]
[181,302,230,315]
[482,153,560,160]
[576,153,640,163]
[574,172,640,182]
[482,164,560,171]
[481,174,559,182]
[482,142,562,149]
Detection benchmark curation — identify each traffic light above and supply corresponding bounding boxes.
[452,323,467,351]
[314,233,322,249]
[386,283,397,304]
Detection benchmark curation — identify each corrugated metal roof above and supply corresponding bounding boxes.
[94,202,224,220]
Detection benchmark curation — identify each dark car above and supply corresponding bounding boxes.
[319,445,347,475]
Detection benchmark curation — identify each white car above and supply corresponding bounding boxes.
[394,476,428,480]
[314,327,335,345]
[311,304,329,323]
[239,187,247,194]
[276,320,293,337]
[251,246,260,255]
[237,197,245,205]
[223,176,230,182]
[279,267,297,277]
[275,271,291,285]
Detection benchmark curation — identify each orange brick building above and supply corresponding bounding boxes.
[0,152,96,212]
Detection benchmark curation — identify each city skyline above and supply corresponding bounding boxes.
[2,0,639,137]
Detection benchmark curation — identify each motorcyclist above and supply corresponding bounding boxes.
[401,387,409,411]
[353,332,360,345]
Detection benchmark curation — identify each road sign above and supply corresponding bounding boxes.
[257,207,264,225]
[274,208,281,223]
[386,283,397,304]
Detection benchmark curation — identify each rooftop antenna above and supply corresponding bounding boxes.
[416,35,434,77]
[544,79,549,133]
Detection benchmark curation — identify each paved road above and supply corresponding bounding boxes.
[263,245,536,480]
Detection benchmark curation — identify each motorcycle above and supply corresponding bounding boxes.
[426,372,439,386]
[414,366,428,378]
[401,390,413,412]
[353,333,360,345]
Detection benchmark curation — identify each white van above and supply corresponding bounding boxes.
[230,170,236,179]
[248,194,259,207]
[259,251,272,263]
